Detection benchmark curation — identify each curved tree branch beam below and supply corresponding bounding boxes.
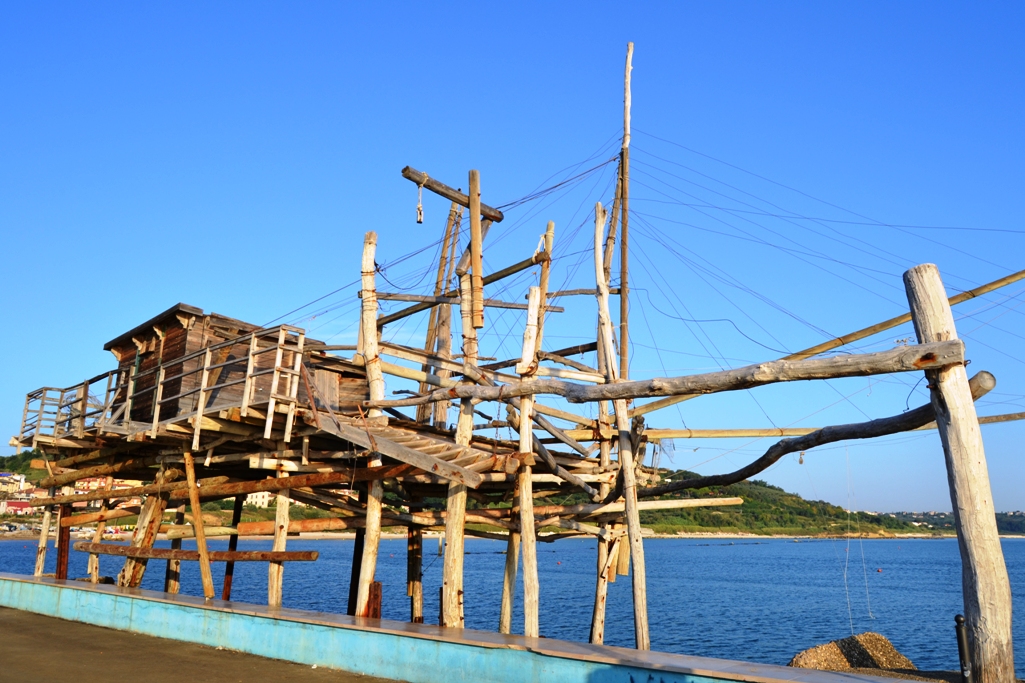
[365,341,963,408]
[637,370,995,499]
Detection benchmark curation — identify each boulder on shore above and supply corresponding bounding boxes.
[789,632,917,672]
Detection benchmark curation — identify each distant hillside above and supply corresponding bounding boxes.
[642,472,926,536]
[0,450,48,484]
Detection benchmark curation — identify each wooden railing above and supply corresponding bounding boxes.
[16,325,306,448]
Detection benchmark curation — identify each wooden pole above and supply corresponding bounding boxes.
[361,231,385,418]
[221,495,245,600]
[469,170,485,329]
[592,202,619,642]
[536,221,555,348]
[408,498,424,623]
[519,287,543,638]
[184,452,215,600]
[55,505,71,580]
[417,204,458,425]
[163,506,185,594]
[355,229,386,617]
[619,42,633,383]
[594,202,649,649]
[441,479,467,627]
[904,263,1015,683]
[268,471,291,607]
[347,487,367,616]
[499,477,520,634]
[34,493,54,577]
[355,473,383,616]
[433,305,454,428]
[88,476,114,582]
[518,450,539,638]
[442,271,479,627]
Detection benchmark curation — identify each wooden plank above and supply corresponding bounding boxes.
[315,419,484,488]
[905,263,1014,683]
[401,166,504,222]
[74,543,317,562]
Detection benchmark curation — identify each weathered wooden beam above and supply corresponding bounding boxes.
[537,351,599,375]
[630,266,1025,418]
[184,451,215,599]
[638,371,997,499]
[401,166,504,222]
[368,340,964,408]
[74,543,318,562]
[905,264,1014,683]
[40,456,163,489]
[376,252,549,328]
[564,406,1022,442]
[31,471,212,507]
[481,342,598,373]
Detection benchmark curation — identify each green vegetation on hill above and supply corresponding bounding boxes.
[639,472,925,536]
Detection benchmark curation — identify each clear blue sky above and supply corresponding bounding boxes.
[2,3,1023,512]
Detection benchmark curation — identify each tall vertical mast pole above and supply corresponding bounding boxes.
[619,42,633,382]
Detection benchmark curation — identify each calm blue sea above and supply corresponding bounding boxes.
[2,536,1022,676]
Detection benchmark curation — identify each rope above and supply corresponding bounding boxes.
[417,173,428,224]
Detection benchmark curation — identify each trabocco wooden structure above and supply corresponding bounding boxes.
[11,43,1018,683]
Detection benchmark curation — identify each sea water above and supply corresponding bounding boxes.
[2,536,1022,676]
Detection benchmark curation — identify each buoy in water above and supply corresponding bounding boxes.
[877,568,883,572]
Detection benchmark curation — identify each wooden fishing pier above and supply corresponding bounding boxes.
[5,43,1018,683]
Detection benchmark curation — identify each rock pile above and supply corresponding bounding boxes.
[789,632,917,672]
